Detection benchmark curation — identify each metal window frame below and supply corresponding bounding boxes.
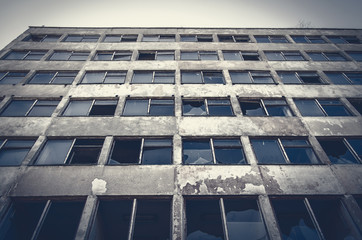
[343,138,362,163]
[240,51,260,61]
[155,51,175,60]
[211,137,245,165]
[316,98,351,116]
[278,137,319,164]
[249,71,274,83]
[198,51,218,60]
[281,51,304,61]
[200,70,225,84]
[0,71,28,83]
[295,71,322,84]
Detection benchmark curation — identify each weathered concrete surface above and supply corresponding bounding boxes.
[304,117,362,136]
[0,118,52,136]
[331,165,362,194]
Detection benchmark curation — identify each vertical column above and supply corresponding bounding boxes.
[75,195,98,240]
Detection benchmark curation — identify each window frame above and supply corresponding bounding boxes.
[63,34,100,42]
[181,70,225,84]
[28,71,77,85]
[255,35,289,43]
[49,51,89,61]
[229,71,275,84]
[307,51,348,61]
[318,137,361,164]
[182,98,234,116]
[218,35,251,42]
[131,70,175,84]
[278,71,324,84]
[180,51,218,60]
[94,51,132,61]
[23,34,61,42]
[327,35,361,44]
[223,51,260,61]
[137,50,174,60]
[0,71,28,84]
[324,72,362,85]
[102,34,138,42]
[122,98,175,116]
[81,71,127,84]
[0,138,36,166]
[62,99,118,117]
[264,51,305,61]
[0,99,60,117]
[180,35,213,42]
[3,50,47,60]
[294,98,353,117]
[239,98,294,117]
[142,34,175,42]
[291,35,326,44]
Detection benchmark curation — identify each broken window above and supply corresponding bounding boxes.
[348,98,362,114]
[181,35,213,42]
[291,35,326,43]
[90,198,171,239]
[265,51,305,61]
[218,35,250,42]
[239,99,294,116]
[81,71,126,84]
[94,51,132,61]
[63,35,99,42]
[181,51,218,60]
[108,138,172,165]
[318,138,361,164]
[294,99,352,116]
[186,198,268,240]
[3,50,47,60]
[49,51,89,61]
[0,199,85,240]
[63,99,117,116]
[183,98,233,116]
[307,52,347,61]
[325,72,362,85]
[251,138,319,164]
[271,197,362,240]
[123,98,174,116]
[327,36,361,44]
[142,34,175,42]
[230,71,274,84]
[255,35,289,43]
[181,71,224,84]
[223,51,260,61]
[0,99,60,117]
[278,72,323,84]
[132,71,174,84]
[23,34,61,42]
[0,139,35,166]
[138,51,174,60]
[183,138,246,165]
[29,71,77,84]
[103,34,138,42]
[35,138,104,165]
[0,72,28,84]
[346,51,362,61]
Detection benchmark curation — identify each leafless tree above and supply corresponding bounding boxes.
[296,19,313,28]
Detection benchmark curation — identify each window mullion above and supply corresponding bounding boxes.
[204,99,210,115]
[23,51,31,60]
[342,73,353,84]
[239,51,244,60]
[103,72,108,83]
[219,198,230,240]
[260,99,269,116]
[147,99,151,114]
[64,138,76,164]
[315,100,328,116]
[304,198,326,240]
[0,139,6,149]
[111,51,116,61]
[30,200,52,240]
[49,72,58,83]
[86,100,95,116]
[210,138,216,164]
[25,100,38,116]
[128,199,137,240]
[277,138,291,163]
[152,71,156,83]
[139,138,145,164]
[343,138,361,163]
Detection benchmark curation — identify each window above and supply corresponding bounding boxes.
[138,51,174,60]
[63,99,117,116]
[35,138,104,165]
[251,137,319,164]
[271,197,361,240]
[348,98,362,114]
[183,138,246,164]
[318,137,361,164]
[3,50,47,60]
[325,72,362,85]
[103,34,138,42]
[0,199,85,240]
[90,198,171,239]
[0,72,27,84]
[183,98,233,116]
[223,51,260,61]
[181,35,213,42]
[255,35,289,43]
[122,98,174,116]
[181,71,224,84]
[94,51,132,61]
[218,35,250,42]
[239,99,293,116]
[186,198,268,240]
[291,35,326,43]
[294,99,352,116]
[108,138,172,165]
[327,36,361,44]
[0,99,60,117]
[81,71,126,84]
[28,71,77,84]
[278,71,323,84]
[23,34,61,42]
[265,51,305,61]
[63,35,99,42]
[181,51,218,60]
[230,71,275,84]
[49,51,89,61]
[142,34,175,42]
[132,71,174,84]
[346,51,362,61]
[307,52,347,61]
[0,139,35,166]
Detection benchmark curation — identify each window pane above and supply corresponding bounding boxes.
[89,101,117,116]
[35,140,73,165]
[292,36,308,43]
[284,53,304,61]
[326,73,350,85]
[156,52,174,61]
[255,36,270,43]
[4,51,26,60]
[67,139,103,164]
[0,72,27,84]
[279,72,300,84]
[123,100,148,116]
[298,73,321,84]
[224,199,268,240]
[348,99,362,114]
[132,72,153,83]
[272,199,320,240]
[4,140,35,148]
[63,101,92,116]
[29,73,55,84]
[186,199,224,240]
[0,149,30,165]
[53,72,76,84]
[181,36,197,42]
[24,52,45,60]
[265,52,284,61]
[82,72,104,84]
[183,100,206,115]
[149,102,174,116]
[347,139,362,156]
[284,148,319,164]
[104,35,121,42]
[64,35,82,42]
[1,100,34,116]
[142,35,158,42]
[308,53,326,61]
[181,52,198,60]
[104,72,126,84]
[208,105,233,116]
[239,100,265,116]
[251,139,286,164]
[133,200,171,239]
[182,72,203,84]
[138,52,155,60]
[203,72,224,84]
[142,147,172,165]
[109,139,141,164]
[213,139,241,147]
[294,100,325,116]
[230,72,251,83]
[95,53,113,61]
[265,105,294,116]
[69,53,88,61]
[345,73,362,85]
[28,105,57,117]
[50,52,71,60]
[325,53,346,61]
[347,52,362,61]
[183,140,213,164]
[154,72,174,83]
[215,148,245,164]
[200,53,218,60]
[319,139,359,164]
[223,52,241,60]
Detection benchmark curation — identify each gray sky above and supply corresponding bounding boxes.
[0,0,362,49]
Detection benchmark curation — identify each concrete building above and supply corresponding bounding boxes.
[0,27,361,240]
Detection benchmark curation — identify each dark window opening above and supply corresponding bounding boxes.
[138,52,156,60]
[67,139,104,164]
[318,138,360,164]
[348,99,362,114]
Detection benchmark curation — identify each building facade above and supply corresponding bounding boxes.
[0,27,361,239]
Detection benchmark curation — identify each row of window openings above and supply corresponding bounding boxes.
[23,33,362,44]
[1,98,361,117]
[1,196,362,240]
[1,70,362,85]
[0,136,360,166]
[3,50,362,62]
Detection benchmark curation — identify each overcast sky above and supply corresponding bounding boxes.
[0,0,362,49]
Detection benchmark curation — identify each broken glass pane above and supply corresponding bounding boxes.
[183,100,206,115]
[319,139,359,164]
[109,139,141,164]
[183,140,213,164]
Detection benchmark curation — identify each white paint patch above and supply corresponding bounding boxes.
[92,178,107,195]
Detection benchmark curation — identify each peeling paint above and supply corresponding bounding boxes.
[91,178,107,195]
